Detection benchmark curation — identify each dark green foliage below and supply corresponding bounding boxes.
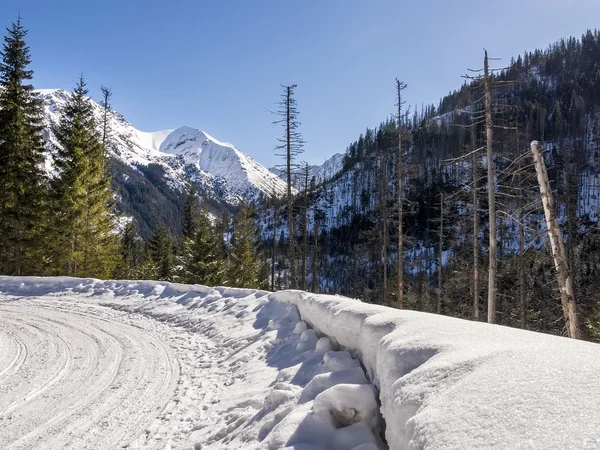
[182,189,199,240]
[110,160,186,240]
[185,207,223,285]
[226,203,265,289]
[116,220,145,278]
[49,76,118,278]
[0,18,47,275]
[146,224,174,281]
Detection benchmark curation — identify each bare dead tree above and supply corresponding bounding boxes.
[100,85,112,159]
[531,141,580,339]
[471,124,480,320]
[300,162,310,290]
[438,191,444,314]
[378,134,389,305]
[396,79,407,309]
[270,188,279,291]
[482,51,498,324]
[274,85,304,289]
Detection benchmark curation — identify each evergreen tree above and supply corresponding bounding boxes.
[182,188,199,240]
[0,17,47,275]
[186,207,222,285]
[49,76,118,278]
[116,220,144,278]
[226,203,262,288]
[147,224,174,280]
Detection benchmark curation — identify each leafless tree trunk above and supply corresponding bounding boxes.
[274,85,304,289]
[484,50,497,324]
[471,125,480,320]
[438,192,444,314]
[311,219,319,293]
[271,192,278,291]
[396,79,407,309]
[300,163,309,290]
[517,130,527,329]
[101,86,112,159]
[531,140,580,339]
[379,147,388,305]
[285,88,297,289]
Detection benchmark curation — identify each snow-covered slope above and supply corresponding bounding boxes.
[37,89,289,206]
[273,290,600,450]
[160,126,290,198]
[270,152,345,190]
[2,276,599,449]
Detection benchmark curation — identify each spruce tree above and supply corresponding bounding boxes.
[176,189,199,281]
[186,207,221,285]
[226,203,262,288]
[147,224,174,281]
[49,76,118,278]
[116,220,144,278]
[0,17,47,275]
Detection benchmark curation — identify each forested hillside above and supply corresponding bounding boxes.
[262,31,600,340]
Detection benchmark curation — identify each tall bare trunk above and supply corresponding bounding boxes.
[396,79,406,309]
[471,125,480,320]
[484,50,497,324]
[271,195,278,291]
[531,141,579,339]
[437,192,444,314]
[312,220,319,293]
[285,87,297,289]
[380,151,388,305]
[517,130,526,329]
[300,164,309,290]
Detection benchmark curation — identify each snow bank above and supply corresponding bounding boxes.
[0,277,385,449]
[5,276,600,449]
[271,290,600,450]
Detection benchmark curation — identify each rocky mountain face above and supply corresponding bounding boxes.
[37,89,290,238]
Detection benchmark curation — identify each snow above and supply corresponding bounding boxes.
[35,89,289,206]
[160,125,290,198]
[0,277,383,449]
[3,277,600,449]
[272,290,600,450]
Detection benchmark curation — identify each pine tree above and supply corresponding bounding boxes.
[0,17,47,275]
[186,207,222,285]
[116,220,144,278]
[147,224,174,281]
[49,76,118,278]
[226,203,262,288]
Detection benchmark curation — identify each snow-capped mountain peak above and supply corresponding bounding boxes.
[36,89,290,207]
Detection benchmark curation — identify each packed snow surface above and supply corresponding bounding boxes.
[0,277,384,450]
[272,291,600,450]
[2,278,599,449]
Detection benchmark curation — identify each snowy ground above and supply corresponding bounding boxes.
[2,278,600,450]
[0,277,385,450]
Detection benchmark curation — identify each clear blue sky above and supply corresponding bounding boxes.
[4,0,600,167]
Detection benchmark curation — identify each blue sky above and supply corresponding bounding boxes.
[4,0,600,167]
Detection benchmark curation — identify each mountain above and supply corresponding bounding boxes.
[269,152,345,189]
[258,30,600,340]
[37,89,289,237]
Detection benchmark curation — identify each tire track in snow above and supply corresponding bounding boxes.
[0,301,179,449]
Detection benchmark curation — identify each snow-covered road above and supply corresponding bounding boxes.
[0,299,179,449]
[0,278,385,450]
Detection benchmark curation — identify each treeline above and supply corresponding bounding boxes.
[119,195,268,289]
[0,18,267,289]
